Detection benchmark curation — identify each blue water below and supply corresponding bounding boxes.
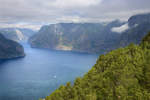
[0,44,98,100]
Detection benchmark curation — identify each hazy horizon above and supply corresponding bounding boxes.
[0,0,150,30]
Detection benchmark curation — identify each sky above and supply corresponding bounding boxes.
[0,0,150,30]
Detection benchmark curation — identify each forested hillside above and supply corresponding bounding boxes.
[43,32,150,100]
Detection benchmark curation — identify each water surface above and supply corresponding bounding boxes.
[0,43,98,100]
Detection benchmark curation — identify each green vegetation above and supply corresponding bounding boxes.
[43,32,150,100]
[141,31,150,48]
[142,32,150,43]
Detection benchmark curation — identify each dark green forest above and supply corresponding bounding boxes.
[43,32,150,100]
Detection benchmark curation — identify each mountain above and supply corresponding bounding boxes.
[29,13,150,54]
[117,13,150,47]
[0,28,36,42]
[42,32,150,100]
[0,33,25,60]
[18,28,36,38]
[128,13,150,27]
[29,20,124,53]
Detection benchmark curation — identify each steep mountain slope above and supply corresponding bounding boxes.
[29,20,124,53]
[29,13,150,54]
[18,28,36,38]
[128,13,150,27]
[0,33,25,59]
[0,28,35,42]
[43,32,150,100]
[118,13,150,47]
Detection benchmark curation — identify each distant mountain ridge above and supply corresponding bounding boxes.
[29,13,150,54]
[0,33,25,60]
[0,28,36,42]
[29,20,125,53]
[118,13,150,47]
[128,13,150,27]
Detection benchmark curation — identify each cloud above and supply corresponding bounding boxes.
[0,23,42,30]
[50,0,102,8]
[111,23,129,33]
[0,0,150,29]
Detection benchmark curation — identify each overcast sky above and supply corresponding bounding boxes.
[0,0,150,30]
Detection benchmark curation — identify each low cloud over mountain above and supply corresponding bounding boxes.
[0,0,150,29]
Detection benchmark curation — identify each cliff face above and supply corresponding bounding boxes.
[29,21,124,54]
[29,13,150,54]
[0,33,25,60]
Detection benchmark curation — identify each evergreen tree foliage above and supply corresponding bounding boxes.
[44,32,150,100]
